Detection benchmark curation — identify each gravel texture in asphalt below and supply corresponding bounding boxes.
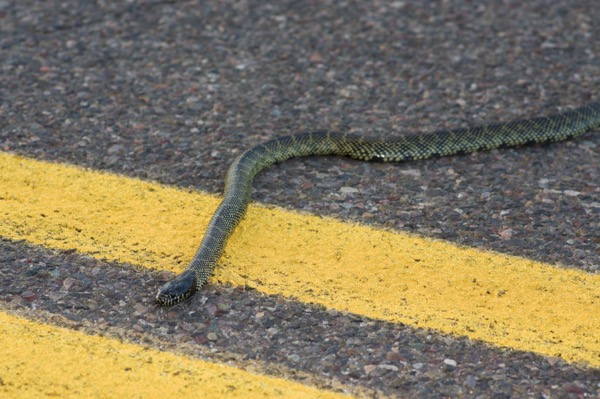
[1,0,599,397]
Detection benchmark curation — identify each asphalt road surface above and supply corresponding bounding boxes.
[1,1,599,397]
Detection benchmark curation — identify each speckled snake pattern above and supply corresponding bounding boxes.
[156,102,600,306]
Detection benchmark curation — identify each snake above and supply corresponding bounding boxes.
[155,101,600,306]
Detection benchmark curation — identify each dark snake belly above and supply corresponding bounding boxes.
[156,102,600,306]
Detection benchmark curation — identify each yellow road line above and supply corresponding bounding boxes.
[1,152,599,367]
[0,311,350,398]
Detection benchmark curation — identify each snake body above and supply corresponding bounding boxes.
[156,102,600,306]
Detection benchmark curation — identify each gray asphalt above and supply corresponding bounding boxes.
[1,0,599,397]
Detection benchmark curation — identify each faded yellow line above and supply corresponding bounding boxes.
[0,152,599,367]
[0,311,350,398]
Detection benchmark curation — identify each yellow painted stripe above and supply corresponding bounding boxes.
[1,152,599,367]
[0,311,350,398]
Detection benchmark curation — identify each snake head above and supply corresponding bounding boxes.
[155,270,198,307]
